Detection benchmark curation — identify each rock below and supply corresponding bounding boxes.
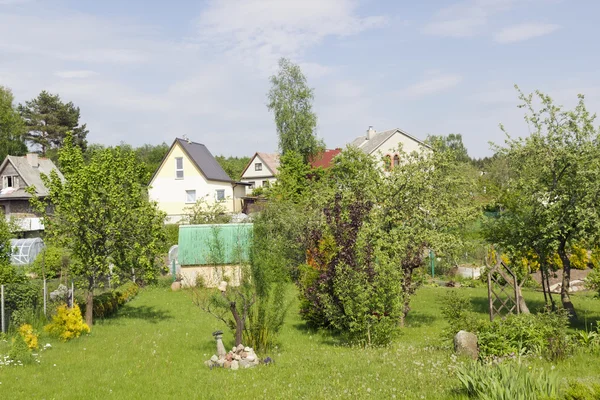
[204,360,213,368]
[241,351,248,358]
[224,361,231,369]
[231,347,236,353]
[216,359,225,367]
[246,355,256,362]
[210,355,219,363]
[225,353,233,362]
[171,281,181,291]
[231,360,239,370]
[234,354,241,361]
[239,359,251,368]
[244,346,252,352]
[236,344,244,353]
[454,330,478,360]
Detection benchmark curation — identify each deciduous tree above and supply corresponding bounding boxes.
[0,86,27,161]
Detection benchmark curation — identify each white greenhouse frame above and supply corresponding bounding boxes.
[10,238,45,266]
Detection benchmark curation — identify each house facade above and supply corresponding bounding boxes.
[0,153,63,233]
[240,152,279,195]
[149,138,248,223]
[350,126,431,169]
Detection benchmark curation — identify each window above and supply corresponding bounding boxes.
[2,175,19,189]
[185,190,196,203]
[393,155,400,168]
[216,190,225,201]
[249,181,255,189]
[175,157,184,179]
[262,180,269,187]
[255,162,262,171]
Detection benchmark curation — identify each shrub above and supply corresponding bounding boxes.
[0,269,43,327]
[44,304,90,341]
[455,361,561,400]
[18,324,38,350]
[439,291,487,339]
[8,333,34,364]
[78,282,139,319]
[586,269,600,297]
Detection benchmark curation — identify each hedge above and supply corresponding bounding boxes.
[77,282,139,319]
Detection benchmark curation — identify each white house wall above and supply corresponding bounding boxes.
[240,154,276,195]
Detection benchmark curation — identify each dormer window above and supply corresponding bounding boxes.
[255,162,262,171]
[2,175,19,189]
[175,157,184,179]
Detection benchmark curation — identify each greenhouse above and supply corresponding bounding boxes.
[10,237,44,266]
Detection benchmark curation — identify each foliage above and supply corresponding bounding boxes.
[586,269,600,297]
[18,90,88,156]
[269,150,312,203]
[0,85,27,161]
[18,324,39,350]
[182,198,231,225]
[0,274,43,327]
[29,133,166,326]
[425,133,471,163]
[163,224,180,250]
[30,244,76,280]
[216,155,251,181]
[563,380,600,400]
[44,303,90,342]
[439,291,486,338]
[8,333,34,365]
[455,361,561,400]
[267,58,324,163]
[485,87,600,320]
[78,282,139,319]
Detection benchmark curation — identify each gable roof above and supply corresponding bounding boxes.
[0,155,64,199]
[151,138,234,184]
[310,149,342,169]
[350,128,431,155]
[241,152,280,177]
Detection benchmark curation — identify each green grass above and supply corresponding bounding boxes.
[1,286,599,399]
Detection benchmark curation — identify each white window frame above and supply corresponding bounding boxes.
[216,189,225,201]
[255,162,262,171]
[185,190,196,203]
[248,181,255,189]
[2,175,19,189]
[175,157,184,179]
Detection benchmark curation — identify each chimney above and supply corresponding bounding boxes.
[26,153,39,168]
[366,126,376,140]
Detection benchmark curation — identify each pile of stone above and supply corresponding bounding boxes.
[205,343,260,370]
[205,330,260,370]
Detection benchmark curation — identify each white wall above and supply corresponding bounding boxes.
[240,154,276,195]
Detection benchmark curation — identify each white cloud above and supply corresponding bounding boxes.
[398,74,463,98]
[422,0,516,37]
[54,70,98,79]
[494,22,560,43]
[194,0,386,72]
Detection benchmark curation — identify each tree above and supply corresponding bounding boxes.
[488,88,600,321]
[0,86,27,161]
[426,133,471,163]
[30,134,165,326]
[18,91,88,156]
[267,58,323,163]
[216,155,251,181]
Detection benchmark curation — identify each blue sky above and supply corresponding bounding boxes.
[1,0,597,158]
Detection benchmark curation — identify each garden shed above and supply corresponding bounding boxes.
[177,223,252,288]
[10,237,44,266]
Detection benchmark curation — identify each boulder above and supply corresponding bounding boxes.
[239,359,251,368]
[454,330,478,359]
[231,360,239,370]
[210,355,218,363]
[236,344,244,353]
[171,281,181,291]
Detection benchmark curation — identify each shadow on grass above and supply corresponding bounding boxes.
[406,312,438,328]
[98,305,174,325]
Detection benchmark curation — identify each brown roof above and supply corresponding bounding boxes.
[242,152,280,177]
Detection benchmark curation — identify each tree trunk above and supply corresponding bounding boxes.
[546,270,556,311]
[541,267,548,305]
[558,241,577,322]
[230,301,244,346]
[516,285,530,314]
[85,289,94,328]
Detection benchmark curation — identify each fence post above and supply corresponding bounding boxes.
[43,277,47,317]
[1,285,5,333]
[70,281,74,308]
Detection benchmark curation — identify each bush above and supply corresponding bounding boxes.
[439,291,487,339]
[44,304,90,341]
[586,269,600,297]
[8,333,34,365]
[78,282,139,319]
[18,324,38,350]
[0,268,43,327]
[563,380,600,400]
[455,361,561,400]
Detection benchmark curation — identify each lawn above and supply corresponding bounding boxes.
[1,285,599,399]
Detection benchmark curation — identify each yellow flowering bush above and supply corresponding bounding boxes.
[18,323,39,350]
[44,304,90,342]
[569,244,590,270]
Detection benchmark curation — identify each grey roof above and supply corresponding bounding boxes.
[0,155,63,199]
[350,128,430,155]
[175,138,233,182]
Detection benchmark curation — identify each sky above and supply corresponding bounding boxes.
[1,0,598,158]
